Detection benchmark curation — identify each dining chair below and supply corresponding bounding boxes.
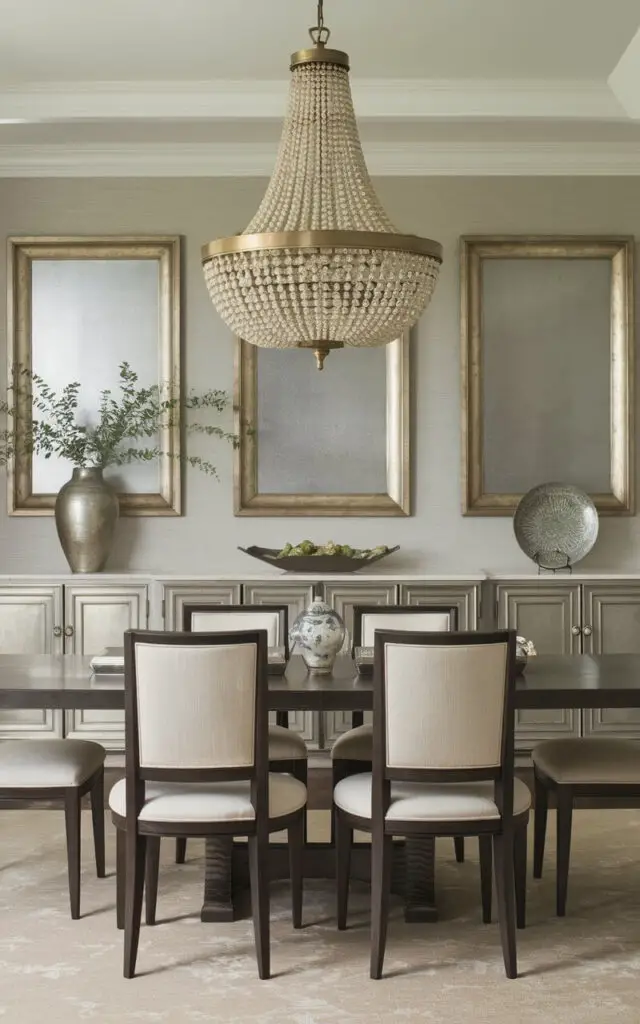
[0,738,106,918]
[109,629,307,979]
[333,629,529,980]
[532,736,640,916]
[331,606,468,862]
[164,604,307,871]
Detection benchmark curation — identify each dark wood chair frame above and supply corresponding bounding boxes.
[336,605,468,864]
[532,764,640,917]
[166,603,306,869]
[111,629,305,980]
[334,628,528,980]
[0,766,105,919]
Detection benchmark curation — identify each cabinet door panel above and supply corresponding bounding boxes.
[162,584,241,630]
[398,583,480,630]
[323,583,397,744]
[243,582,316,745]
[496,584,581,752]
[582,585,640,738]
[0,586,63,738]
[63,585,147,750]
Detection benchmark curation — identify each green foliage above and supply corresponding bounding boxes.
[0,362,238,477]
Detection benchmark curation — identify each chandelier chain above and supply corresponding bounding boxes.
[309,0,331,45]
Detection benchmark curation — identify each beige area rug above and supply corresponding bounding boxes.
[1,809,640,1024]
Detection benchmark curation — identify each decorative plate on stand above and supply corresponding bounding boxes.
[513,483,599,570]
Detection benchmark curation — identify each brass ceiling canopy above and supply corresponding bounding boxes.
[202,0,443,368]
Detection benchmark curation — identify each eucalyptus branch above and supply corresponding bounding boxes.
[0,362,236,478]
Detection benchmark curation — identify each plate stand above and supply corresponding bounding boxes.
[533,551,572,575]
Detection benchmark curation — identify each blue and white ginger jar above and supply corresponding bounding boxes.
[289,598,346,675]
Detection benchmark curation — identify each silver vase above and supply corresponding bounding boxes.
[54,467,119,573]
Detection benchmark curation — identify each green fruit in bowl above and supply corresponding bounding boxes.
[298,540,317,555]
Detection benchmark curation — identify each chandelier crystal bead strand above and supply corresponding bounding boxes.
[202,0,443,368]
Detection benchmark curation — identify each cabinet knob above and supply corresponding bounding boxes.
[53,625,63,637]
[64,625,74,638]
[582,625,593,637]
[571,625,581,636]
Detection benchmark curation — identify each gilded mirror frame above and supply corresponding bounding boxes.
[234,332,411,516]
[6,236,182,516]
[461,236,634,516]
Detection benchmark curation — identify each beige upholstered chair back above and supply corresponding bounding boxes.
[361,610,452,648]
[189,610,281,647]
[134,641,258,769]
[383,639,509,771]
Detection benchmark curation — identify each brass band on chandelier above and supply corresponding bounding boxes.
[290,46,350,69]
[202,231,444,262]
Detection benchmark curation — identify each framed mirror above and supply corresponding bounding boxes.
[461,236,634,516]
[7,236,181,516]
[234,333,410,516]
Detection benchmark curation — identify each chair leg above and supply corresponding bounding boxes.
[454,837,465,863]
[291,760,308,844]
[145,836,161,926]
[514,825,527,930]
[175,838,187,864]
[123,830,147,979]
[335,810,352,931]
[64,790,81,920]
[288,814,304,929]
[556,788,573,918]
[493,830,517,980]
[351,711,364,729]
[479,834,493,924]
[90,769,106,879]
[116,828,125,930]
[276,711,289,728]
[533,771,549,880]
[331,760,347,845]
[370,831,392,980]
[248,829,270,980]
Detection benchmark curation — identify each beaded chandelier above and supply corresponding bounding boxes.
[202,0,442,369]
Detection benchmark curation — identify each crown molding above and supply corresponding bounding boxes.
[0,77,625,122]
[2,141,640,177]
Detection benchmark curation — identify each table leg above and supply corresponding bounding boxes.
[404,836,438,922]
[201,837,234,922]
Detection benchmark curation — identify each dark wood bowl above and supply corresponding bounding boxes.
[238,545,400,573]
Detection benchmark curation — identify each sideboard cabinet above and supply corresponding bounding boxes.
[0,582,148,745]
[493,579,640,748]
[7,573,639,756]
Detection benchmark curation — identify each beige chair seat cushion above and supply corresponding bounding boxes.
[268,725,307,761]
[333,772,531,822]
[331,725,373,762]
[0,738,105,789]
[109,773,306,823]
[533,738,640,785]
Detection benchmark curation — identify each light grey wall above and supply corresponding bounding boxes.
[0,176,639,574]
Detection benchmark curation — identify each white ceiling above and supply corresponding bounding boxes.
[0,0,638,82]
[1,0,640,176]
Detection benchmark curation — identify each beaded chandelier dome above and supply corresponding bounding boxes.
[202,0,442,369]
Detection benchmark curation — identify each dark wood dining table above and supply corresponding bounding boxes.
[3,651,640,924]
